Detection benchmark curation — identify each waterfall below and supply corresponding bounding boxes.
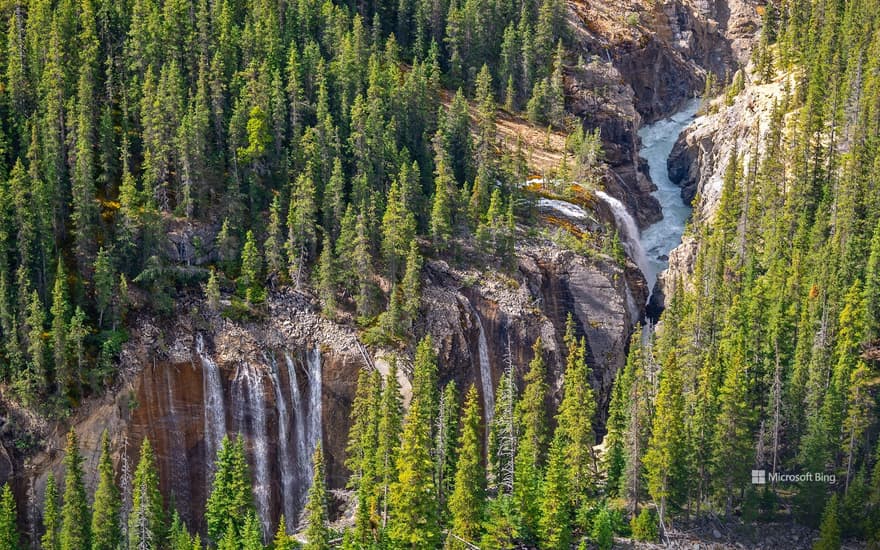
[232,363,271,538]
[595,190,651,282]
[467,303,495,442]
[268,354,296,529]
[197,334,227,472]
[305,347,323,480]
[284,351,310,513]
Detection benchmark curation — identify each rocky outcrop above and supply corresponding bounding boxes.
[661,72,794,299]
[11,229,642,538]
[564,0,760,229]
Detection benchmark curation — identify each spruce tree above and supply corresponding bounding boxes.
[206,435,255,544]
[555,315,597,506]
[42,473,61,550]
[92,431,122,550]
[814,495,841,550]
[447,386,485,549]
[0,484,19,550]
[538,435,572,550]
[60,429,91,550]
[304,444,330,550]
[129,438,165,550]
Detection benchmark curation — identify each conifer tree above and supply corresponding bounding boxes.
[814,495,841,550]
[388,339,440,547]
[129,438,165,550]
[304,444,330,550]
[447,386,485,549]
[273,516,295,550]
[240,512,264,550]
[436,381,460,510]
[42,473,61,550]
[538,436,572,550]
[555,315,597,506]
[51,260,70,394]
[206,435,255,544]
[240,230,263,303]
[644,353,688,527]
[0,484,19,550]
[513,338,548,541]
[92,432,122,550]
[60,429,90,550]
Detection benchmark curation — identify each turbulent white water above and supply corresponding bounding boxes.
[305,347,323,484]
[268,355,296,529]
[595,190,651,279]
[231,363,272,537]
[537,198,590,220]
[284,352,309,512]
[197,334,227,473]
[638,99,701,294]
[473,310,495,441]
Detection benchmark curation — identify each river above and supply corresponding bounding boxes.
[637,99,701,296]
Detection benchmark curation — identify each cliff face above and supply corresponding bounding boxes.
[565,0,760,228]
[17,235,641,536]
[661,72,792,298]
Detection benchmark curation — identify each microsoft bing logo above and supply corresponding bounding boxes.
[751,470,766,484]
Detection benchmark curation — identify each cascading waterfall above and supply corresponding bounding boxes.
[464,301,495,442]
[595,190,652,283]
[268,354,296,529]
[284,351,310,514]
[305,347,323,481]
[197,334,227,473]
[232,363,272,537]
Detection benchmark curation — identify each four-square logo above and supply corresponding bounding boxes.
[751,469,766,484]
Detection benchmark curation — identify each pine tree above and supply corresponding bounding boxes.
[555,315,598,506]
[206,435,255,544]
[814,495,841,550]
[388,339,440,547]
[50,260,70,394]
[381,177,417,281]
[513,338,548,542]
[644,353,688,527]
[538,435,572,550]
[430,155,455,253]
[240,512,264,550]
[0,484,19,550]
[60,429,91,550]
[447,386,485,549]
[240,230,263,303]
[92,431,122,550]
[94,247,116,328]
[317,235,337,317]
[304,444,330,550]
[129,438,165,550]
[376,359,403,527]
[42,473,61,550]
[272,516,295,550]
[436,381,460,511]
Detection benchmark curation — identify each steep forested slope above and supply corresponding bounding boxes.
[621,0,880,543]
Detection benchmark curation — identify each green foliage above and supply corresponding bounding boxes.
[206,435,255,544]
[91,432,122,550]
[813,495,841,550]
[61,430,91,550]
[42,473,61,550]
[447,386,485,548]
[0,484,19,550]
[129,438,165,550]
[304,444,330,550]
[591,507,614,550]
[630,507,658,542]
